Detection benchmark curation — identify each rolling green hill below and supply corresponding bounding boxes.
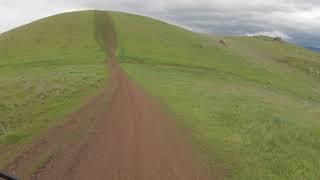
[1,10,320,179]
[110,12,320,179]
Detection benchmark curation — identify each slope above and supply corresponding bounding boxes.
[111,12,320,179]
[0,11,107,167]
[225,35,320,79]
[4,11,210,180]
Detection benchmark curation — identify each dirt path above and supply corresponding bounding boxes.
[5,26,209,180]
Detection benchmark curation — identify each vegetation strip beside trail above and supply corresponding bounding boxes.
[0,11,108,169]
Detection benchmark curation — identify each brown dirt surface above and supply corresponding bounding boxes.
[4,20,210,180]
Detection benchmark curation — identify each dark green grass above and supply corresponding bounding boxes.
[111,12,320,179]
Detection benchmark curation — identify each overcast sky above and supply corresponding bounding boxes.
[0,0,319,47]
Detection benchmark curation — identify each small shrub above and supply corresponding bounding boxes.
[219,40,227,46]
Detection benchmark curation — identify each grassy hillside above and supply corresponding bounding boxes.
[111,12,320,179]
[1,10,319,179]
[0,11,108,166]
[225,36,320,78]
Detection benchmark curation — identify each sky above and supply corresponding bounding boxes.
[0,0,319,47]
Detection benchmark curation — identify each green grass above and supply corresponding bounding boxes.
[224,36,320,77]
[0,11,109,167]
[111,12,320,179]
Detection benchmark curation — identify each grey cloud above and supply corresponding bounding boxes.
[146,1,320,46]
[0,0,319,47]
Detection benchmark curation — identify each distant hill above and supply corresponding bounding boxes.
[306,46,320,52]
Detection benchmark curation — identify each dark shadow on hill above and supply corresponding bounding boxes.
[94,11,117,57]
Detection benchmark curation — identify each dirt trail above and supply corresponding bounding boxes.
[5,24,209,180]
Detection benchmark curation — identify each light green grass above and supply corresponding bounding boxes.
[0,11,108,167]
[111,12,320,179]
[223,36,320,76]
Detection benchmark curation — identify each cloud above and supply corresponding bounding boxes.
[147,1,320,46]
[0,0,83,32]
[0,0,319,47]
[245,31,291,40]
